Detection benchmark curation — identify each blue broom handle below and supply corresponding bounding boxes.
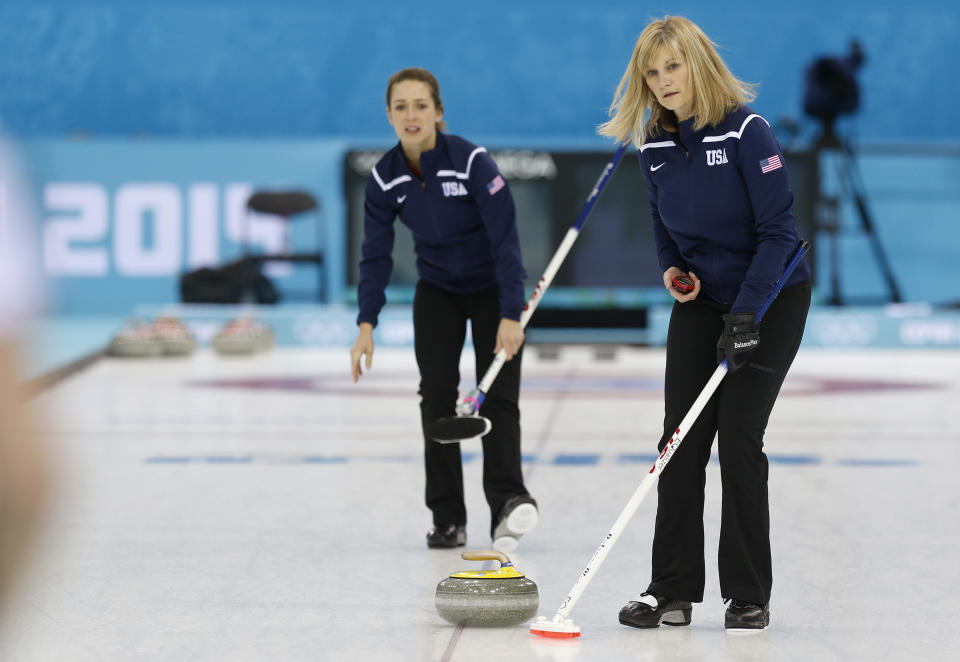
[572,143,630,230]
[756,240,810,323]
[465,144,630,410]
[718,239,809,370]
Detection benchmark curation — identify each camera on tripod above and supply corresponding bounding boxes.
[802,40,902,304]
[803,41,864,146]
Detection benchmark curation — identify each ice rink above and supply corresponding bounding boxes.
[2,344,958,661]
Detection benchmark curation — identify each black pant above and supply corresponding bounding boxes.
[413,280,528,533]
[647,280,811,606]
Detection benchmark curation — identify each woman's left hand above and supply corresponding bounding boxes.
[494,318,525,361]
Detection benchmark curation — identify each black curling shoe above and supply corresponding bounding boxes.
[426,524,466,549]
[724,600,770,631]
[619,593,693,628]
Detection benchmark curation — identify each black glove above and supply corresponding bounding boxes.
[716,312,759,372]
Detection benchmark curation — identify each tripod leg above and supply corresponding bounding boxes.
[841,145,903,302]
[828,220,842,305]
[816,147,843,305]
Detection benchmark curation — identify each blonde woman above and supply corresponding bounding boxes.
[599,17,811,631]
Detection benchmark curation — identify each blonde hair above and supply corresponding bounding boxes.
[386,67,447,132]
[598,16,756,146]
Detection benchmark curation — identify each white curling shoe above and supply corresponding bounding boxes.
[492,494,538,552]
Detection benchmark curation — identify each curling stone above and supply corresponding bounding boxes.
[151,317,196,356]
[108,320,162,358]
[435,550,539,627]
[211,318,275,355]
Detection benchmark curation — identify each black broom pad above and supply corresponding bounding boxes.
[427,415,492,443]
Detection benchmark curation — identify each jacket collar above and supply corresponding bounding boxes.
[395,130,447,176]
[676,117,703,145]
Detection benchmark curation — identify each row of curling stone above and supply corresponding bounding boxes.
[435,551,538,627]
[108,317,274,357]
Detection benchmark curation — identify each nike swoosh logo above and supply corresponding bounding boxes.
[397,195,407,204]
[650,163,665,172]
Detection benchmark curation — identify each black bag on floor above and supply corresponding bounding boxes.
[180,258,279,304]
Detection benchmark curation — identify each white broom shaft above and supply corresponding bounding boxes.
[519,228,581,328]
[477,228,581,393]
[648,364,727,476]
[554,363,728,620]
[554,473,658,619]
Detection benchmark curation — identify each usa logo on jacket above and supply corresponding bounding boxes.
[706,148,729,166]
[442,181,468,197]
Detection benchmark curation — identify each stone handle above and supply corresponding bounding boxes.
[461,550,509,565]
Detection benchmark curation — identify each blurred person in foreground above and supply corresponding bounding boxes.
[349,68,537,552]
[599,16,811,632]
[0,127,53,621]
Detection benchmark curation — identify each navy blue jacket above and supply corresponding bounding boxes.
[638,106,810,313]
[357,132,525,327]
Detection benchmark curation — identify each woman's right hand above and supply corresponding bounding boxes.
[350,322,375,383]
[663,267,701,303]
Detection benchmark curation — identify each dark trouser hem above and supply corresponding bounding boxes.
[721,589,771,606]
[646,583,704,604]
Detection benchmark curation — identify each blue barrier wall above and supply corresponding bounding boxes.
[1,0,959,142]
[19,138,960,314]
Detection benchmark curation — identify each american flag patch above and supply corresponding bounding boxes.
[759,155,782,174]
[486,174,506,195]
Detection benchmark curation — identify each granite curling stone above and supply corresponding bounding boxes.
[435,550,539,627]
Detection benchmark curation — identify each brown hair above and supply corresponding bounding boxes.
[598,16,756,146]
[386,67,447,132]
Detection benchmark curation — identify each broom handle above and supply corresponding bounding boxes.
[552,240,809,621]
[461,144,629,413]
